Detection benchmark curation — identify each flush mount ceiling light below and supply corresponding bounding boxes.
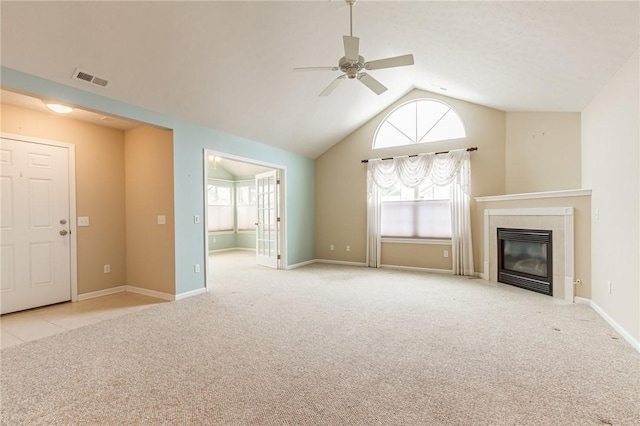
[44,102,73,114]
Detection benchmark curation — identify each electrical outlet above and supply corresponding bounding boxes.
[330,245,334,251]
[103,264,111,273]
[346,245,351,252]
[444,250,449,258]
[607,280,612,294]
[194,264,200,274]
[213,237,217,243]
[595,208,599,220]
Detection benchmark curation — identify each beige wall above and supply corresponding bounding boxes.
[1,103,127,294]
[381,242,452,271]
[582,48,639,342]
[476,195,591,299]
[505,112,581,194]
[315,89,506,271]
[124,126,175,294]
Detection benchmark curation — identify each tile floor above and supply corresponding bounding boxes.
[1,292,167,350]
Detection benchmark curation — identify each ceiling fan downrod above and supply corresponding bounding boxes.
[347,0,356,37]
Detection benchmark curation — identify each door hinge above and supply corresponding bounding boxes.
[276,179,280,185]
[277,254,281,260]
[277,217,281,222]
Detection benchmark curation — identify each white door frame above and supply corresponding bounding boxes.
[202,149,287,292]
[1,132,79,302]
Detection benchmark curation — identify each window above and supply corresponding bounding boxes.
[380,179,451,239]
[236,180,257,232]
[373,99,465,149]
[207,180,234,232]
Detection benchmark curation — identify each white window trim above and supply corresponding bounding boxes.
[235,179,257,233]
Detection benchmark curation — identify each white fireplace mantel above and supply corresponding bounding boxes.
[476,189,591,203]
[483,207,575,302]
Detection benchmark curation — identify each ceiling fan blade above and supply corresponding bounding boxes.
[293,66,339,72]
[364,54,415,71]
[343,35,360,62]
[358,73,387,95]
[319,75,346,96]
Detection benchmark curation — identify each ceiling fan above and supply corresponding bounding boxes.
[294,0,415,96]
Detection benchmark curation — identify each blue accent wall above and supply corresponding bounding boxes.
[2,67,316,294]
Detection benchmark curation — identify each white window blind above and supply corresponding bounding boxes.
[207,180,234,232]
[380,180,451,239]
[381,200,451,238]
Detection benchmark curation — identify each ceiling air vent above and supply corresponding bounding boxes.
[72,68,110,88]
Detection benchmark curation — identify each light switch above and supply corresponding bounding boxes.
[157,215,166,225]
[194,215,200,224]
[78,217,90,227]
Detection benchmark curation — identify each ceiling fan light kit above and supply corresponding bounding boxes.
[294,0,415,96]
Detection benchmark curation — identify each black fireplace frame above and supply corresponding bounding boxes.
[497,228,553,296]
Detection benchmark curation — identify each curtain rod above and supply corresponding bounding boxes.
[360,147,478,163]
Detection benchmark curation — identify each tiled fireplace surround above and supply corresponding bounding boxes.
[476,189,591,302]
[484,207,573,301]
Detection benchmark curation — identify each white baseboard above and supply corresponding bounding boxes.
[125,286,175,301]
[77,286,126,301]
[313,259,454,273]
[77,285,206,303]
[287,259,316,270]
[209,247,255,253]
[175,287,207,300]
[381,264,453,275]
[315,259,367,267]
[574,297,639,353]
[574,296,591,305]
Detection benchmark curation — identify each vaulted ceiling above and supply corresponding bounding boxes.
[1,1,638,159]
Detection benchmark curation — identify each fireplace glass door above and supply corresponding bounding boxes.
[502,240,548,278]
[497,228,552,295]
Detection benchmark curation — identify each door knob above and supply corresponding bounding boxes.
[59,219,67,225]
[59,230,68,236]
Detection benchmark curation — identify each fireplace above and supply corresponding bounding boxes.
[497,228,553,295]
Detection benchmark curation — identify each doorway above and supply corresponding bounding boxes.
[203,150,286,291]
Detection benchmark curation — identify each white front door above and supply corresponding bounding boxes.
[1,137,72,314]
[255,170,279,269]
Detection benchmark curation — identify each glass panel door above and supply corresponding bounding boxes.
[255,170,279,268]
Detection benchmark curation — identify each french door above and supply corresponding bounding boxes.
[255,170,280,269]
[1,137,72,314]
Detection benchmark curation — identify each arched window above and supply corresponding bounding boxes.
[373,99,466,149]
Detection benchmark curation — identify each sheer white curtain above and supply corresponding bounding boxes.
[366,149,474,275]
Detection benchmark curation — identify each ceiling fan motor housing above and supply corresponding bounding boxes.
[339,55,364,79]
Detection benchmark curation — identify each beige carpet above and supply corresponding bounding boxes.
[1,251,639,425]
